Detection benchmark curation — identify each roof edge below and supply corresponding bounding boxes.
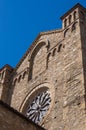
[60,3,86,20]
[0,64,14,72]
[14,28,63,71]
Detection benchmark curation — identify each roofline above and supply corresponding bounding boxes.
[0,64,14,72]
[14,33,41,71]
[60,3,86,20]
[14,29,63,71]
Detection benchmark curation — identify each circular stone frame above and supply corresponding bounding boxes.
[19,82,55,125]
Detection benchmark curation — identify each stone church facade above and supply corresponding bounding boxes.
[0,3,86,130]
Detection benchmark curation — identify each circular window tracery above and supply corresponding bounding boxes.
[26,90,51,124]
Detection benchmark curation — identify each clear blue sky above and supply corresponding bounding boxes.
[0,0,86,68]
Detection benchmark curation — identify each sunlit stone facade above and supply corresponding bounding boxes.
[0,3,86,130]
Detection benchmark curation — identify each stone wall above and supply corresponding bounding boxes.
[9,5,86,130]
[0,3,86,130]
[0,65,13,104]
[0,100,45,130]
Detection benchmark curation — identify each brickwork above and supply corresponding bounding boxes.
[0,65,13,103]
[0,3,86,130]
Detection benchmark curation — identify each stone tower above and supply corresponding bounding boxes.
[0,65,13,103]
[0,3,86,130]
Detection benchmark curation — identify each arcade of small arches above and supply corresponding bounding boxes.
[64,10,85,29]
[64,10,77,28]
[13,68,29,85]
[13,41,65,84]
[47,43,64,67]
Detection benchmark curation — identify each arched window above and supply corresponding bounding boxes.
[58,44,62,52]
[72,22,78,32]
[22,71,26,79]
[64,19,67,28]
[14,78,17,85]
[64,28,69,38]
[18,75,22,83]
[52,48,57,56]
[72,24,76,31]
[46,53,51,68]
[69,15,72,24]
[74,11,77,20]
[20,83,55,125]
[29,41,47,80]
[47,53,51,61]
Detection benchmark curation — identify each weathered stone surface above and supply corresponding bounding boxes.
[0,3,86,130]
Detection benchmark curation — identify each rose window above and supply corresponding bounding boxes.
[26,90,51,124]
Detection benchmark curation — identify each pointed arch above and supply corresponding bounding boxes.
[52,48,57,56]
[18,75,22,83]
[74,11,77,20]
[71,22,78,32]
[13,78,17,86]
[22,71,27,79]
[28,39,49,80]
[64,19,67,28]
[64,28,70,37]
[58,44,63,52]
[46,52,52,69]
[69,15,72,24]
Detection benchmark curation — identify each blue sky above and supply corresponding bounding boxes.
[0,0,86,68]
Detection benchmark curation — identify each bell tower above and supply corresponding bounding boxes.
[60,3,86,130]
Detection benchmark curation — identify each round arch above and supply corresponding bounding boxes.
[19,82,55,124]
